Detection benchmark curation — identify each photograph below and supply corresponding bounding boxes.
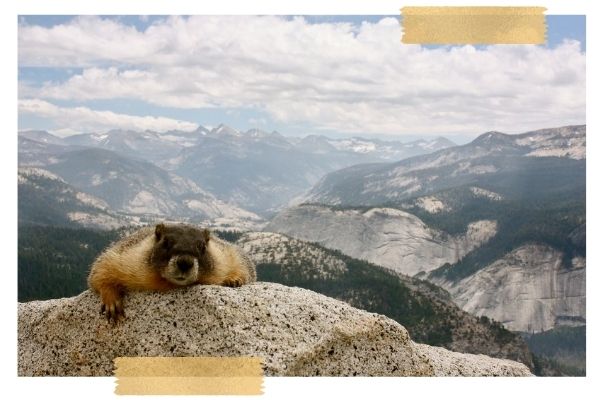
[14,6,587,391]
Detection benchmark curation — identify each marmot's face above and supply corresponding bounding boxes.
[150,223,211,286]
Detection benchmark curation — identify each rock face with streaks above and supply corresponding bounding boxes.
[428,245,586,333]
[18,283,531,377]
[265,205,497,276]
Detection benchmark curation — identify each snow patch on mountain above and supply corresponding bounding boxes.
[159,134,197,147]
[327,137,455,160]
[212,124,241,137]
[330,138,377,154]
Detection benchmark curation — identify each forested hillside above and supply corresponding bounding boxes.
[18,225,119,301]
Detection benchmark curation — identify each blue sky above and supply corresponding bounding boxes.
[18,15,586,142]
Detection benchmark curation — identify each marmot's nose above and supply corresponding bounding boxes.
[177,257,194,272]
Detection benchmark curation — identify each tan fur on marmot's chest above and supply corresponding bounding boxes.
[88,225,256,322]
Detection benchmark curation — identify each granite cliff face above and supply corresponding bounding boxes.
[428,245,586,333]
[265,204,585,335]
[18,283,531,377]
[265,204,496,276]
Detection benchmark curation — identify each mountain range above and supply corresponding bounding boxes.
[303,125,585,206]
[266,125,586,334]
[18,126,455,218]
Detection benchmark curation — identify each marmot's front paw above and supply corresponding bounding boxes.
[99,289,125,323]
[100,299,125,323]
[222,276,244,288]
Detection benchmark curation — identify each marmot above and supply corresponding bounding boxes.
[88,223,256,321]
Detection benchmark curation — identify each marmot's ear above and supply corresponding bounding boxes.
[155,223,165,240]
[202,228,211,243]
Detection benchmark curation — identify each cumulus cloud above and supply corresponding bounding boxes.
[18,99,198,135]
[19,16,586,136]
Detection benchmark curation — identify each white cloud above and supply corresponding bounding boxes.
[19,16,586,136]
[18,99,198,135]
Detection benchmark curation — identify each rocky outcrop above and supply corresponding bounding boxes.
[18,283,531,377]
[237,232,349,280]
[429,245,586,333]
[265,205,497,276]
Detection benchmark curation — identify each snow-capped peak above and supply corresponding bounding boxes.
[212,124,241,136]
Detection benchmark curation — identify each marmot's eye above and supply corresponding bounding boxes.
[197,241,206,254]
[162,238,171,249]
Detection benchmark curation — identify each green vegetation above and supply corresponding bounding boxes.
[477,315,518,346]
[214,230,245,243]
[525,325,586,356]
[18,225,120,301]
[532,353,586,377]
[524,326,586,376]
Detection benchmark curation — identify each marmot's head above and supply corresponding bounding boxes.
[149,223,211,286]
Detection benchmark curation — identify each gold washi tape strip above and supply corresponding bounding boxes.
[114,357,264,395]
[401,6,546,45]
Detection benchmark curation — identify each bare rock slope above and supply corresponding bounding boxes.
[266,205,497,276]
[429,245,586,333]
[18,282,531,377]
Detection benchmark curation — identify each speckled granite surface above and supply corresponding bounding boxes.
[18,282,532,377]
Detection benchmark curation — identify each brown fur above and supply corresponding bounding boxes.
[88,223,256,322]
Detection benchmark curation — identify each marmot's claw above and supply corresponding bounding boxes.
[223,277,243,288]
[100,300,125,323]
